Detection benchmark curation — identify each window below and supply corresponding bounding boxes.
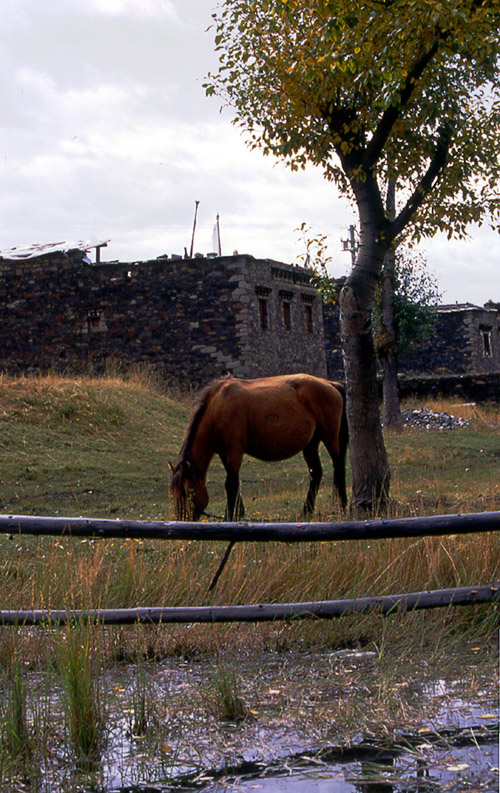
[86,310,105,333]
[256,286,271,330]
[258,298,268,330]
[283,302,291,330]
[305,304,313,332]
[480,325,492,356]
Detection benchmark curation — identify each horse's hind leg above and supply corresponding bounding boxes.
[224,466,245,521]
[302,440,323,518]
[323,441,347,510]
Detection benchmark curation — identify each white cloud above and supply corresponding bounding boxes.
[88,0,178,18]
[0,0,497,304]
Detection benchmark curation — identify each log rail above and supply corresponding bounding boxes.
[0,512,498,625]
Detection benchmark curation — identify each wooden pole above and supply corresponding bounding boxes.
[1,511,500,543]
[207,540,235,592]
[0,585,497,626]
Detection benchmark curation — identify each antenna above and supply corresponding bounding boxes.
[189,200,200,258]
[341,225,359,266]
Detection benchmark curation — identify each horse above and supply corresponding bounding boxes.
[171,373,348,521]
[170,373,348,590]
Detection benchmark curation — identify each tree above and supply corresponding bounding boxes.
[374,244,441,427]
[206,0,500,510]
[295,222,342,305]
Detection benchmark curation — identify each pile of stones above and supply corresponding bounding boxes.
[401,407,471,431]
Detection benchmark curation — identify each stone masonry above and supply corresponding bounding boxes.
[1,245,499,389]
[0,249,326,385]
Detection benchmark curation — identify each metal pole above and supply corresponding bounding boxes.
[216,213,221,256]
[189,200,200,258]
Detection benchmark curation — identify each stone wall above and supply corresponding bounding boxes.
[0,251,327,385]
[323,302,344,380]
[397,304,500,375]
[397,372,500,402]
[2,248,500,392]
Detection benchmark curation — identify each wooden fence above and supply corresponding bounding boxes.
[0,511,498,626]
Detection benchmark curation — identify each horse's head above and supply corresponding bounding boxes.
[170,459,209,521]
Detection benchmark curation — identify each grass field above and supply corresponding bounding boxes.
[0,371,498,788]
[0,370,498,648]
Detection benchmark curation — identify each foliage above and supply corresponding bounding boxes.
[207,0,500,244]
[373,247,442,358]
[295,222,342,304]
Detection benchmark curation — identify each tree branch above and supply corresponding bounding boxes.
[387,123,453,242]
[364,36,444,169]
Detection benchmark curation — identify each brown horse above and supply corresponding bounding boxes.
[171,373,348,522]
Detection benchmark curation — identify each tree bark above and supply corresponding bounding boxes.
[379,179,402,429]
[339,182,391,511]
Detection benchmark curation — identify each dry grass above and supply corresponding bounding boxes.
[0,373,498,664]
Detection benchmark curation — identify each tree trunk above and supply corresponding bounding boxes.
[379,179,402,429]
[340,261,391,512]
[339,179,391,512]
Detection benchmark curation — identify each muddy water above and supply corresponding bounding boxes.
[95,650,497,793]
[199,735,497,792]
[3,648,497,792]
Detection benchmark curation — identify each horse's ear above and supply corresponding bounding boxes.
[168,461,175,472]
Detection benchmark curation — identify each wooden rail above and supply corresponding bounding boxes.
[1,510,500,542]
[0,586,497,626]
[1,512,498,625]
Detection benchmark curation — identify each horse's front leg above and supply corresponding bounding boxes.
[302,441,323,519]
[224,468,245,520]
[207,464,243,593]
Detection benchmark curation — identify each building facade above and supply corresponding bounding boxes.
[0,248,327,384]
[1,244,499,386]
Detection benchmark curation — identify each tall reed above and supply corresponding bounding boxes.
[56,621,106,762]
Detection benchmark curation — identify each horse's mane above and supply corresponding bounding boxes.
[176,377,231,464]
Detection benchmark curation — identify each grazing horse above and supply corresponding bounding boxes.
[170,373,348,522]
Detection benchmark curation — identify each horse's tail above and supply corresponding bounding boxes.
[330,381,349,454]
[337,382,349,455]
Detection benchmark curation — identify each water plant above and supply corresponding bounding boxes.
[0,657,30,763]
[206,662,248,721]
[56,621,106,763]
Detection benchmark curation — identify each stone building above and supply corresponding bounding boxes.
[1,241,499,387]
[0,244,327,384]
[397,303,500,375]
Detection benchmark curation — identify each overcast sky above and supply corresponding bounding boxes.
[1,0,499,304]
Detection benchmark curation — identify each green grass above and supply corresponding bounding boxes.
[0,371,498,662]
[0,372,497,790]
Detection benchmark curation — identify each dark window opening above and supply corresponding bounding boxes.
[86,311,104,333]
[482,330,492,356]
[283,302,291,330]
[259,299,268,330]
[305,304,313,332]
